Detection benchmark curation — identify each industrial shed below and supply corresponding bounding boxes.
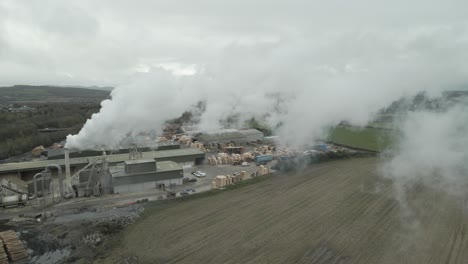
[0,148,204,181]
[238,129,264,142]
[110,160,183,194]
[196,129,246,144]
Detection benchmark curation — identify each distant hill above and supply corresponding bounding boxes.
[379,90,468,116]
[0,85,111,103]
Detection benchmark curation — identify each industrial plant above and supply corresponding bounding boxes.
[0,119,379,263]
[0,127,359,210]
[0,128,259,203]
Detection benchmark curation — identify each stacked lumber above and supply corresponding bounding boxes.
[231,174,242,184]
[0,230,28,262]
[189,141,203,149]
[240,171,247,180]
[207,156,217,165]
[0,240,8,264]
[213,175,228,188]
[242,152,255,161]
[257,165,270,176]
[211,173,246,189]
[208,152,255,166]
[255,145,273,154]
[178,135,192,144]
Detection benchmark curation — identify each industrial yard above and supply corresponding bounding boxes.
[0,127,291,263]
[2,2,467,263]
[0,126,466,263]
[100,157,468,264]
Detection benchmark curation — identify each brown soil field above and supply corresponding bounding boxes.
[100,157,468,264]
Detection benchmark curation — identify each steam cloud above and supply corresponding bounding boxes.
[382,105,468,196]
[66,27,468,150]
[4,0,467,250]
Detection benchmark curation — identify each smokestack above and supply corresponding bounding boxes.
[64,148,71,180]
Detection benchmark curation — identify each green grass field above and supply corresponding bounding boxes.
[327,126,396,152]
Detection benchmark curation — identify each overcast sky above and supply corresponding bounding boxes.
[0,0,467,87]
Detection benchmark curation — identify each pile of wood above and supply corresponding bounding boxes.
[208,152,255,166]
[0,230,28,262]
[207,153,240,165]
[211,171,248,189]
[177,135,192,145]
[242,152,255,161]
[254,145,274,155]
[257,165,271,176]
[212,175,228,188]
[31,145,45,157]
[189,141,205,150]
[51,142,62,149]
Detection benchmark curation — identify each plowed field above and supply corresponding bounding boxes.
[101,157,468,264]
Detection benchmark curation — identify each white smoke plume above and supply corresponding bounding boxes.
[382,104,468,196]
[66,26,468,150]
[376,102,468,252]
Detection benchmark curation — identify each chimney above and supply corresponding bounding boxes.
[64,148,71,180]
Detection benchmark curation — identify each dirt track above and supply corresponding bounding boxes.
[101,157,468,264]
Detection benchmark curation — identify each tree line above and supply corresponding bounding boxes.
[0,102,101,160]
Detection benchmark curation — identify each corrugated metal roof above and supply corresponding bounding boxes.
[124,159,155,165]
[0,148,203,173]
[238,129,264,136]
[197,131,245,142]
[110,161,182,178]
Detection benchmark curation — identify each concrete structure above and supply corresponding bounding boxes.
[111,160,183,193]
[0,148,205,185]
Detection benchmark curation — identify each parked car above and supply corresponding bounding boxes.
[180,191,190,196]
[192,171,206,177]
[241,162,250,167]
[188,178,197,183]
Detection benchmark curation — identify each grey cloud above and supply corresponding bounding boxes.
[1,0,467,86]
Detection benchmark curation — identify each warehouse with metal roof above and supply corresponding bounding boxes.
[238,129,264,142]
[110,160,183,193]
[0,148,205,181]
